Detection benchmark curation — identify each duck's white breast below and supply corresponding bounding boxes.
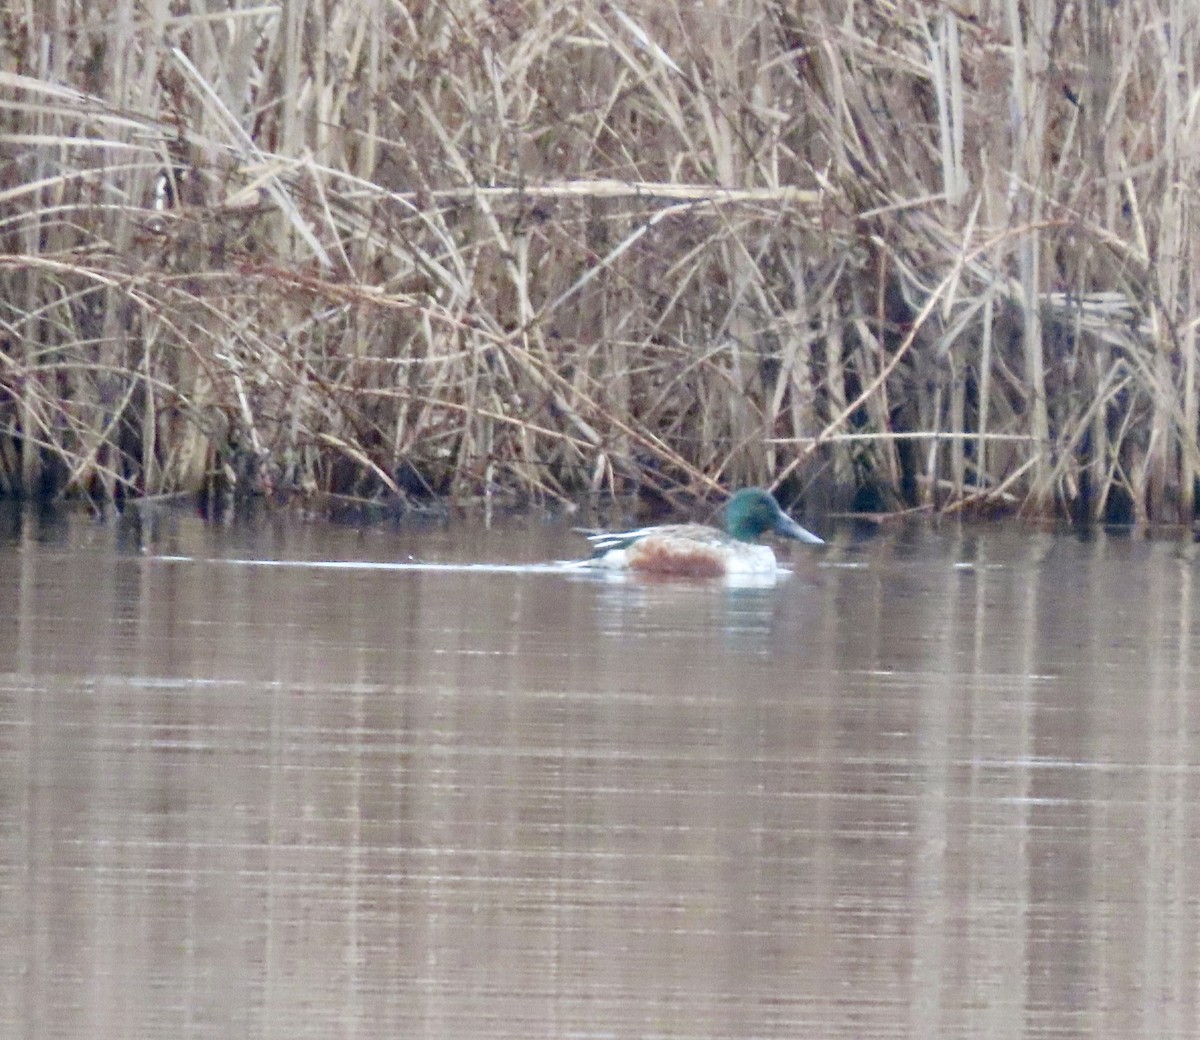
[721,543,779,575]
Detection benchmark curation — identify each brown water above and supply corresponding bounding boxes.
[2,505,1199,1039]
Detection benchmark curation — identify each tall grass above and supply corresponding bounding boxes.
[1,1,1198,521]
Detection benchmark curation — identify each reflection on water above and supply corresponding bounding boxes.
[2,506,1200,1038]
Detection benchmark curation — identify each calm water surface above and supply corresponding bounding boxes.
[2,505,1199,1039]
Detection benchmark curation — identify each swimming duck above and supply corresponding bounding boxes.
[580,487,824,577]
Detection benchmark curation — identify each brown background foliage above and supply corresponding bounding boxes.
[0,1,1197,521]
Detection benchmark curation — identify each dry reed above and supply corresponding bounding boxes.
[1,1,1199,522]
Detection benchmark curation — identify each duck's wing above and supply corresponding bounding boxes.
[582,523,727,556]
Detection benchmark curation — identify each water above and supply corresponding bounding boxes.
[2,505,1199,1038]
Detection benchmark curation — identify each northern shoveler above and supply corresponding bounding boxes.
[579,488,824,577]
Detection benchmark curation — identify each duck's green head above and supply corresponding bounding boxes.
[724,488,825,545]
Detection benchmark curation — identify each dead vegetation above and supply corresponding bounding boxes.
[1,1,1198,522]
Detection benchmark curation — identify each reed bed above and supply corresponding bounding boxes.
[1,0,1198,521]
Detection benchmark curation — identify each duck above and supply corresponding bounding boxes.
[579,487,824,577]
